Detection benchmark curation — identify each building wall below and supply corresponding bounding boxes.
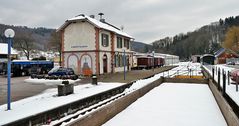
[62,21,133,75]
[216,52,239,64]
[64,52,96,75]
[64,22,96,51]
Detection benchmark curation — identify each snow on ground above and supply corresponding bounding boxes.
[203,64,239,106]
[104,83,227,126]
[61,62,204,125]
[0,83,123,125]
[24,78,81,85]
[0,62,201,125]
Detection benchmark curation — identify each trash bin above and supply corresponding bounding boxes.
[92,74,97,85]
[58,84,66,96]
[58,81,74,96]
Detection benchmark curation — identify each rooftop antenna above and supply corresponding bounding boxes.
[98,13,104,19]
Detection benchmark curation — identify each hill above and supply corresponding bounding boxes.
[0,24,55,51]
[152,16,239,59]
[131,41,153,53]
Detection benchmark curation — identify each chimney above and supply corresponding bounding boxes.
[100,18,105,23]
[90,15,95,18]
[76,14,85,17]
[98,13,104,19]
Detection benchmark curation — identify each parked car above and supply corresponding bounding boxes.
[227,62,235,65]
[48,66,75,76]
[230,69,239,83]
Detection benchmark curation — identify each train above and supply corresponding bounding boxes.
[1,60,54,76]
[132,52,179,69]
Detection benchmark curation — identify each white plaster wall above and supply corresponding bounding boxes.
[64,22,95,51]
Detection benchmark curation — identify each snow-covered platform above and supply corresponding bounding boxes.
[0,83,124,125]
[104,83,227,126]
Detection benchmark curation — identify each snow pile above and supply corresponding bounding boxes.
[24,78,81,85]
[0,83,124,125]
[104,83,227,126]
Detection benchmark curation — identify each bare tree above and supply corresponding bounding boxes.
[48,31,61,65]
[14,32,34,60]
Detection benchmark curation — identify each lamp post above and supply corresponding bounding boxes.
[4,28,15,110]
[152,51,155,71]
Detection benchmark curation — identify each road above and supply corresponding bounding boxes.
[0,76,50,105]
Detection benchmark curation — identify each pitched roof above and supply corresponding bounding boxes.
[0,43,18,55]
[58,14,133,38]
[214,48,225,57]
[214,48,239,57]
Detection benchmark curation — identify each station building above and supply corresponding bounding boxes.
[58,14,134,75]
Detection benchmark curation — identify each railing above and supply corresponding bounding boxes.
[202,66,239,119]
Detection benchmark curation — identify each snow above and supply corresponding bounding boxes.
[0,83,124,125]
[103,83,227,126]
[0,43,17,54]
[60,15,132,38]
[59,62,205,125]
[0,62,203,125]
[203,64,239,106]
[24,78,81,85]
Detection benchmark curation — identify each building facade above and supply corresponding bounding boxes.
[58,14,133,75]
[214,48,239,64]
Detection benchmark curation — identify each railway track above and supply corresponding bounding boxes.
[4,66,179,126]
[50,64,199,126]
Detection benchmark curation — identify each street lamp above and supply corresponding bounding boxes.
[4,28,15,110]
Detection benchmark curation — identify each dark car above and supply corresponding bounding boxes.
[48,66,75,76]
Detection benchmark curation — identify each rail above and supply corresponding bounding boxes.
[4,66,176,126]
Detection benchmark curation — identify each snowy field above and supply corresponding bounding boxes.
[0,62,202,125]
[203,64,239,106]
[104,83,227,126]
[0,83,123,125]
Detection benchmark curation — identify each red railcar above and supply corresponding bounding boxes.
[137,56,154,69]
[154,56,165,67]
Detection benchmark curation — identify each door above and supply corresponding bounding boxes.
[103,54,107,73]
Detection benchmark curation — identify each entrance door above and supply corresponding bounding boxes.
[103,54,107,73]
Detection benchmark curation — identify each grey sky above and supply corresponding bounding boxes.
[0,0,239,43]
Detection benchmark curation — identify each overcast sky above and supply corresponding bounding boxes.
[0,0,239,43]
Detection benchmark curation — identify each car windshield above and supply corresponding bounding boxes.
[49,66,61,73]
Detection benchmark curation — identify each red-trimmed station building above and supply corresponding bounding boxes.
[58,14,133,75]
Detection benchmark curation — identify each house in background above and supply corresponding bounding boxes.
[214,48,239,64]
[0,43,18,62]
[191,55,201,63]
[58,14,133,75]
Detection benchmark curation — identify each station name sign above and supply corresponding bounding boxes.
[71,45,88,48]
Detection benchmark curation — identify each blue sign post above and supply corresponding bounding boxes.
[4,28,15,110]
[123,50,126,80]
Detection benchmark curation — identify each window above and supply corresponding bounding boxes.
[114,54,118,67]
[101,33,109,47]
[117,37,122,48]
[124,39,129,49]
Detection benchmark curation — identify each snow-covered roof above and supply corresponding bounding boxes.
[58,14,133,39]
[0,43,18,55]
[214,48,225,57]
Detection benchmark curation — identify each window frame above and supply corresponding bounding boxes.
[101,33,109,47]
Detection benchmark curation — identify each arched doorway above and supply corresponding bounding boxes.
[103,54,107,73]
